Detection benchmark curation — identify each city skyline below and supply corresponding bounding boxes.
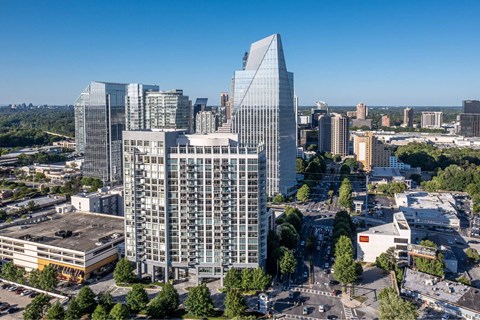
[1,0,480,106]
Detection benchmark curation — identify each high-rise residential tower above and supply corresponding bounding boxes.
[195,110,220,134]
[145,90,191,131]
[403,107,414,128]
[231,34,296,197]
[220,92,229,108]
[381,115,391,127]
[463,100,480,114]
[331,113,349,157]
[75,81,129,183]
[125,84,160,130]
[356,103,367,120]
[421,111,443,129]
[123,130,267,284]
[354,131,391,171]
[317,114,332,153]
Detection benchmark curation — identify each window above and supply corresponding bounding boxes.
[394,238,408,244]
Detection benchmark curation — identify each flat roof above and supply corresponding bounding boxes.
[0,212,124,252]
[360,222,399,236]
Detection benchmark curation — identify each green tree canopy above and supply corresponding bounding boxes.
[97,291,115,312]
[77,286,97,315]
[285,211,302,233]
[224,268,242,290]
[334,235,354,259]
[224,288,247,318]
[92,304,109,320]
[184,283,215,317]
[241,268,254,291]
[65,297,82,320]
[466,248,480,263]
[109,303,130,320]
[338,178,353,210]
[113,257,135,284]
[378,287,418,320]
[45,301,65,320]
[333,254,357,291]
[278,223,299,249]
[376,247,396,271]
[272,193,285,204]
[126,284,149,313]
[147,281,180,319]
[280,249,297,282]
[296,158,307,173]
[251,267,271,291]
[23,294,51,320]
[296,184,311,202]
[39,264,58,291]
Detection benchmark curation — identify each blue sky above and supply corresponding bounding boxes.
[0,0,479,106]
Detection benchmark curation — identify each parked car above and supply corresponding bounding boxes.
[7,306,19,314]
[15,287,25,294]
[1,284,9,289]
[329,280,339,286]
[29,292,37,298]
[0,303,10,311]
[7,286,17,292]
[319,305,326,312]
[327,315,339,320]
[303,306,308,315]
[21,290,32,296]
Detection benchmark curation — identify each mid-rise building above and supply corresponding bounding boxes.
[460,113,480,137]
[403,107,414,128]
[463,99,480,114]
[317,114,332,153]
[195,111,220,134]
[356,102,367,120]
[331,113,349,157]
[123,130,267,284]
[125,83,160,130]
[75,81,129,183]
[353,131,391,171]
[381,115,391,127]
[346,111,357,118]
[220,92,229,108]
[145,90,191,132]
[421,111,443,129]
[231,34,296,196]
[71,187,124,216]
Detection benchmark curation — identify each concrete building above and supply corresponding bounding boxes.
[421,111,443,129]
[195,111,220,134]
[70,187,124,216]
[145,90,191,132]
[389,156,411,170]
[331,113,349,157]
[351,118,373,129]
[381,115,391,127]
[402,268,480,319]
[220,92,229,108]
[395,192,460,231]
[356,102,367,120]
[231,34,296,197]
[123,130,267,284]
[125,83,160,130]
[403,107,414,128]
[353,131,391,171]
[0,212,124,282]
[346,111,357,118]
[357,212,411,262]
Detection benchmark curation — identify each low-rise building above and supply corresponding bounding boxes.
[0,211,124,282]
[402,268,480,319]
[395,192,460,231]
[70,187,123,216]
[357,212,411,262]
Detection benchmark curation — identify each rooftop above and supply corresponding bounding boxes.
[0,212,124,252]
[360,222,399,236]
[403,268,480,313]
[395,192,459,224]
[372,167,401,177]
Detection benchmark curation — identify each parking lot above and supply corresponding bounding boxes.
[0,285,35,319]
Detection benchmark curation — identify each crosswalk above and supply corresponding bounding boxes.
[291,286,340,298]
[343,305,354,320]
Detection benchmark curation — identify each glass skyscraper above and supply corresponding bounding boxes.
[231,34,296,197]
[126,83,159,130]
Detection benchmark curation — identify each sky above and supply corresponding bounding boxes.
[0,0,479,106]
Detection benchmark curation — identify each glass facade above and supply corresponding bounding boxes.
[145,90,191,131]
[125,83,160,130]
[231,34,296,197]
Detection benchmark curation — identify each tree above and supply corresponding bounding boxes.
[46,301,65,320]
[65,298,82,320]
[296,157,307,173]
[23,294,51,320]
[278,223,299,249]
[39,264,58,291]
[147,282,179,318]
[92,305,109,320]
[338,178,353,210]
[296,184,310,202]
[334,235,354,259]
[378,287,418,320]
[109,303,130,320]
[224,268,242,290]
[419,239,437,248]
[272,193,285,204]
[280,250,297,285]
[1,261,21,282]
[251,268,271,291]
[376,247,396,270]
[77,286,97,315]
[126,284,149,313]
[307,144,318,152]
[241,268,254,290]
[456,275,471,285]
[98,291,115,312]
[285,211,302,233]
[333,254,357,291]
[224,288,247,318]
[113,257,135,284]
[184,283,215,317]
[333,155,341,162]
[29,269,41,288]
[466,248,480,263]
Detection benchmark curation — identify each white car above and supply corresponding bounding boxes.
[318,304,326,312]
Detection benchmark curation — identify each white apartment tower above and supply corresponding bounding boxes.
[125,83,159,130]
[421,111,443,129]
[145,90,191,131]
[231,34,296,197]
[123,130,267,284]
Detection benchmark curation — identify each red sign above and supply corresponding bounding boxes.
[359,235,369,243]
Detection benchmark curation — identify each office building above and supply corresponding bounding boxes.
[317,114,332,153]
[421,111,443,129]
[71,187,124,216]
[353,131,391,171]
[123,130,267,284]
[125,83,160,130]
[220,92,229,109]
[231,34,296,196]
[195,111,220,134]
[403,107,414,127]
[145,90,191,132]
[331,113,349,157]
[460,113,480,137]
[357,212,411,262]
[192,98,210,133]
[0,212,124,282]
[463,100,480,114]
[356,102,367,120]
[381,115,391,127]
[75,81,128,183]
